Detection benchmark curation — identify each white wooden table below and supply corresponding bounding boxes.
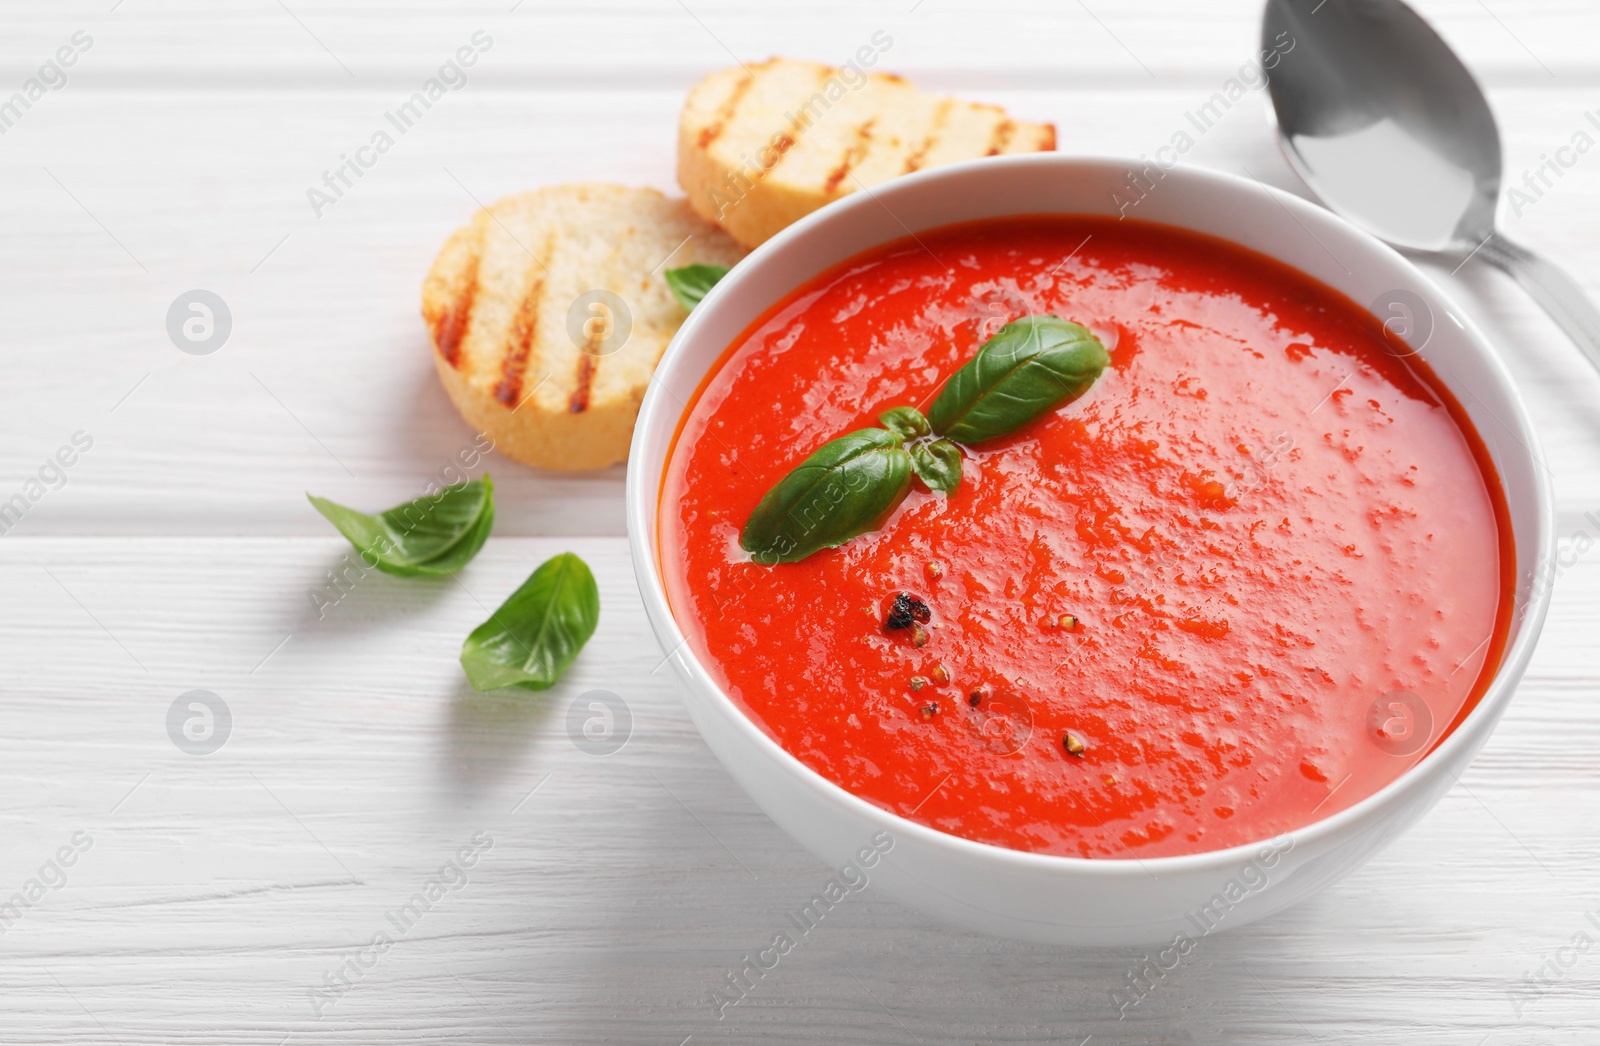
[3,1,1599,1041]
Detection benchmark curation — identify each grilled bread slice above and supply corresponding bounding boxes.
[679,58,1056,248]
[423,185,746,471]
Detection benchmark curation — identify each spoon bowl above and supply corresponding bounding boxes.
[1263,0,1600,362]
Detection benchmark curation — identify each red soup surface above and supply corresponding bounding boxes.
[659,216,1513,859]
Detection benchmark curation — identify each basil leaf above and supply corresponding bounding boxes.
[879,405,931,439]
[438,502,497,573]
[460,552,600,691]
[664,264,731,311]
[307,475,495,578]
[928,316,1109,444]
[910,438,962,493]
[741,428,913,565]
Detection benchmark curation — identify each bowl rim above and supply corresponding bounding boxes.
[625,152,1556,879]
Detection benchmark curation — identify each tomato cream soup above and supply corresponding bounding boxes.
[660,216,1512,859]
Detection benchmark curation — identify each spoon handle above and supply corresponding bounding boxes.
[1478,234,1600,374]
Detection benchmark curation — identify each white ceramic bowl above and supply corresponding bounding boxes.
[625,155,1554,946]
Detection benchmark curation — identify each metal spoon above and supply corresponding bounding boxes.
[1262,0,1600,369]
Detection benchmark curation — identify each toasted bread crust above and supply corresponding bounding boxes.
[678,58,1056,248]
[422,185,746,472]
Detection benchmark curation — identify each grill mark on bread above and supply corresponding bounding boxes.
[422,185,749,470]
[903,99,953,173]
[679,58,1057,247]
[432,244,481,370]
[824,120,876,194]
[567,236,627,414]
[697,69,757,149]
[569,351,597,413]
[767,132,796,174]
[985,119,1016,157]
[1038,123,1057,151]
[493,235,555,408]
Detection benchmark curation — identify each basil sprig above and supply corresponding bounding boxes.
[665,264,731,311]
[741,428,913,565]
[460,552,600,691]
[928,316,1110,444]
[308,475,495,577]
[741,315,1108,565]
[877,407,961,492]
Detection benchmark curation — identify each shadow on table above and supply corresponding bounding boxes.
[439,675,560,798]
[278,549,458,638]
[478,763,1346,1044]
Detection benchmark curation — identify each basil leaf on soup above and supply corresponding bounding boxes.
[910,438,963,494]
[664,264,732,311]
[307,475,495,578]
[879,405,931,440]
[460,552,600,691]
[741,428,913,565]
[929,316,1109,445]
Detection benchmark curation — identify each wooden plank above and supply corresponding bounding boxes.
[0,0,1593,85]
